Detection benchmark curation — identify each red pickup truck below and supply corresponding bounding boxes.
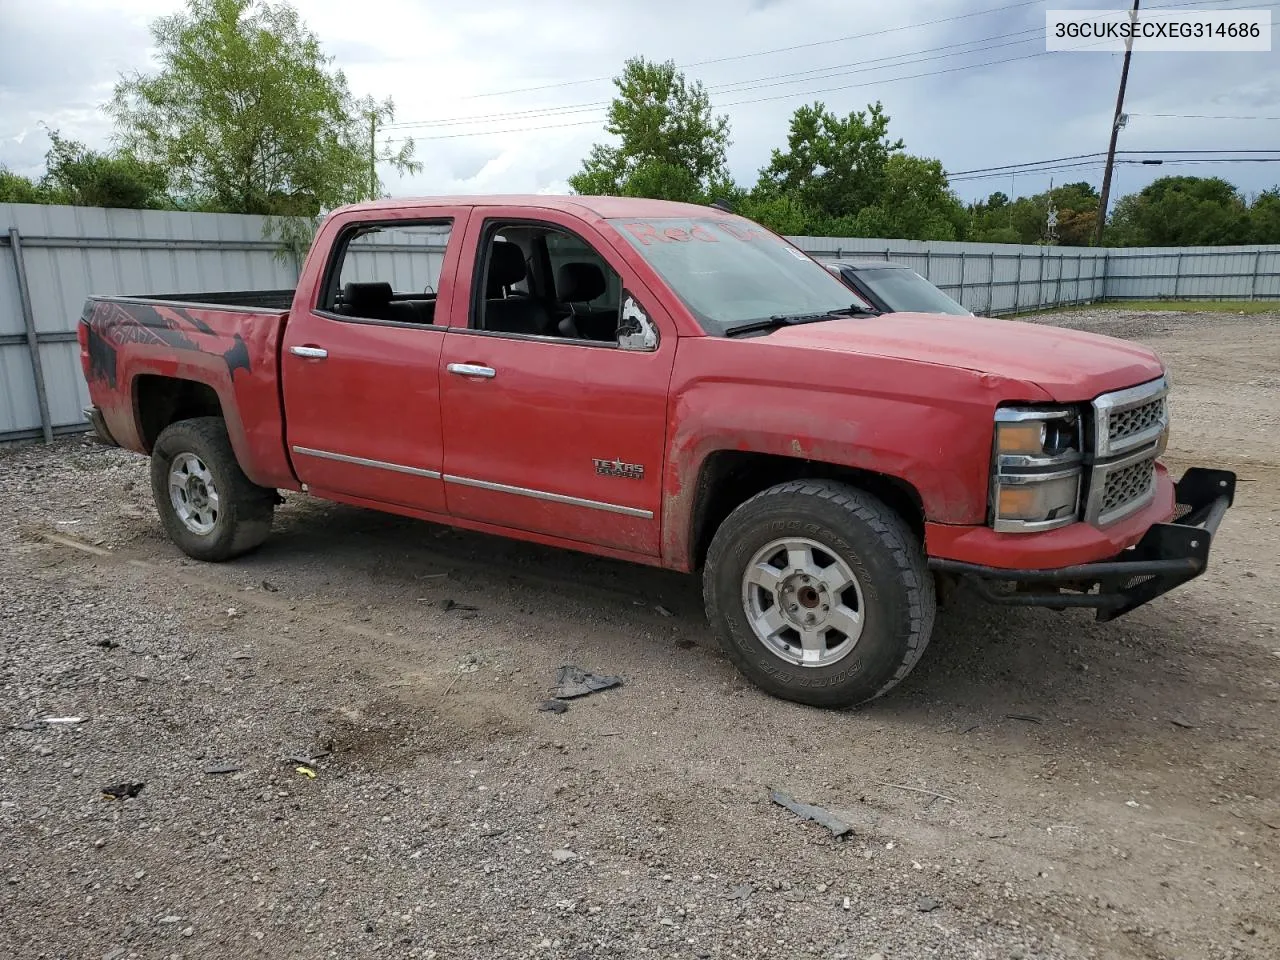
[78,196,1235,708]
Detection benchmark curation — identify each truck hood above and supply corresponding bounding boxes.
[762,312,1164,399]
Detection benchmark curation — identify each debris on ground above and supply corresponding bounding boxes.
[100,783,145,800]
[442,598,479,612]
[654,604,673,617]
[40,716,84,725]
[537,699,569,714]
[295,765,317,779]
[260,579,279,592]
[1004,714,1043,724]
[917,896,942,912]
[768,788,853,839]
[1169,716,1196,729]
[551,665,623,700]
[550,849,577,863]
[202,762,241,775]
[94,638,119,650]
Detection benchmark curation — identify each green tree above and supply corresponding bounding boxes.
[40,130,169,209]
[1248,188,1280,243]
[756,101,903,224]
[569,57,732,203]
[109,0,418,226]
[969,182,1098,246]
[1106,176,1250,246]
[844,154,968,241]
[0,167,49,204]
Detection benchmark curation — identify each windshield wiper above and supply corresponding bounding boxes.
[724,304,878,338]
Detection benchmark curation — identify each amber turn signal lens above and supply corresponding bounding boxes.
[997,487,1039,517]
[996,421,1045,456]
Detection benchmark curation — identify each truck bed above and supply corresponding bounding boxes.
[80,291,295,490]
[122,289,297,311]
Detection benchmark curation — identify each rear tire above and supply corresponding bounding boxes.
[703,479,935,708]
[150,417,274,562]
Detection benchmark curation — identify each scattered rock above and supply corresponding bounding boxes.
[768,788,853,839]
[550,849,576,863]
[537,700,569,714]
[100,782,144,800]
[917,895,941,913]
[551,665,623,700]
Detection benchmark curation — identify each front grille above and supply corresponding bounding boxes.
[1101,459,1155,516]
[1108,396,1166,447]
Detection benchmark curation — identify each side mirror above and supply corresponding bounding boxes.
[617,293,659,352]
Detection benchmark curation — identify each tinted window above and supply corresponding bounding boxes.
[323,221,452,325]
[609,217,857,335]
[855,267,970,316]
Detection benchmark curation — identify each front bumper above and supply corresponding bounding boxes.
[928,468,1236,621]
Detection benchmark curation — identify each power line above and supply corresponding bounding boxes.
[949,156,1280,183]
[1133,112,1280,121]
[447,0,1049,102]
[380,0,1270,143]
[384,29,1049,132]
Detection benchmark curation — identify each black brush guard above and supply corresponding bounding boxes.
[929,468,1236,621]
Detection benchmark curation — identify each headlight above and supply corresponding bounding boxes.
[991,407,1084,532]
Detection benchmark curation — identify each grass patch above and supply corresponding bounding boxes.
[1010,299,1279,319]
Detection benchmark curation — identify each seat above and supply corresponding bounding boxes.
[339,281,435,325]
[555,262,617,342]
[340,281,394,320]
[482,240,552,335]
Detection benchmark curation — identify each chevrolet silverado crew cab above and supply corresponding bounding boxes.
[78,196,1236,708]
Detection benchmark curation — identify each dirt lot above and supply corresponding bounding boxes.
[2,307,1277,960]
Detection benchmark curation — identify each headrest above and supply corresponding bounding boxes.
[487,241,526,289]
[342,281,392,311]
[556,262,606,303]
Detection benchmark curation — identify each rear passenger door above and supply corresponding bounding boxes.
[281,215,463,512]
[437,209,675,556]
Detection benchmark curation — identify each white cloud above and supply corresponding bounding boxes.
[2,0,1277,201]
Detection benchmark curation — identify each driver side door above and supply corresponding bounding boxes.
[438,209,675,557]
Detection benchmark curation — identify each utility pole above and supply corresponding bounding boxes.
[1094,0,1139,246]
[368,112,378,201]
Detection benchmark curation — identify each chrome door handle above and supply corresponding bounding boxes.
[447,363,496,379]
[290,345,328,359]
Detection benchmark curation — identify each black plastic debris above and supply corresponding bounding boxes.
[768,788,853,839]
[442,599,479,612]
[552,665,623,700]
[203,762,241,775]
[101,782,145,800]
[537,700,569,714]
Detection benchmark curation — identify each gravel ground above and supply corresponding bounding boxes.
[2,307,1278,960]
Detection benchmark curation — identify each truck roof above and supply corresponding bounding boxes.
[328,195,725,220]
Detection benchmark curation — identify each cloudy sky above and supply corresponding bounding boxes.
[1,0,1277,203]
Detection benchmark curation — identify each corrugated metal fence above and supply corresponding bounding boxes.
[3,201,1279,443]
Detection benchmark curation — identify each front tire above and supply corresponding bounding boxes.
[150,417,274,562]
[703,480,935,708]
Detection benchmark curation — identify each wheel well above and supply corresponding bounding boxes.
[134,376,224,451]
[689,451,925,571]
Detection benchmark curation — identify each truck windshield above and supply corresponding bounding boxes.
[858,267,971,316]
[608,217,862,336]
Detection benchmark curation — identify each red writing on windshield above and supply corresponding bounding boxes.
[621,220,770,245]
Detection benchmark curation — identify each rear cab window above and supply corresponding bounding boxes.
[318,221,453,327]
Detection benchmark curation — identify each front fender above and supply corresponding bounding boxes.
[660,338,1053,568]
